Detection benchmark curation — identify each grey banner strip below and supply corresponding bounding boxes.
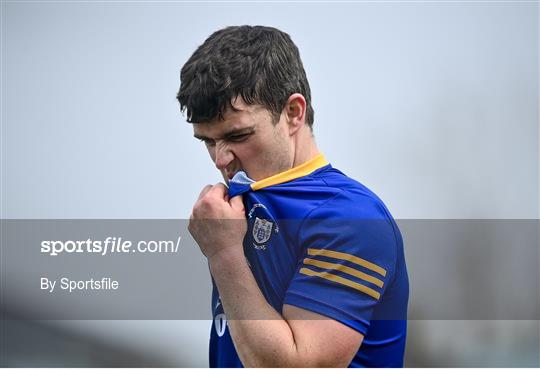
[1,219,538,320]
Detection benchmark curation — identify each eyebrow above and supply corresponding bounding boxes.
[194,126,255,141]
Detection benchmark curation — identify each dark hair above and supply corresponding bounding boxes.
[177,25,314,127]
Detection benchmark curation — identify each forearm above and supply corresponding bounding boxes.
[208,248,303,367]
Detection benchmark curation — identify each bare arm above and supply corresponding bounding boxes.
[189,183,362,367]
[208,247,363,367]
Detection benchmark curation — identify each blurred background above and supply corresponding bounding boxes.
[1,0,538,367]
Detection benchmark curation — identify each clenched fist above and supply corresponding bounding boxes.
[189,183,247,260]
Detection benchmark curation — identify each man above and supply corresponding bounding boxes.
[177,25,408,367]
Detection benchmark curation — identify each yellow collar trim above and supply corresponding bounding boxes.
[250,154,329,191]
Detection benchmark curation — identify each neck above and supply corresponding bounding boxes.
[291,129,320,168]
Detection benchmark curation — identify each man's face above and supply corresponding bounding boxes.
[193,97,293,183]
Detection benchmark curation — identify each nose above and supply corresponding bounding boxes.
[214,143,234,171]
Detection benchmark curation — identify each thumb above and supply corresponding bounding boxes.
[229,195,245,212]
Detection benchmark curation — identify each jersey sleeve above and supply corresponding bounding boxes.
[283,191,399,335]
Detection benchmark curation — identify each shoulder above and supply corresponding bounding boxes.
[298,166,402,270]
[306,165,394,221]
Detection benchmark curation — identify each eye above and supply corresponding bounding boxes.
[228,133,250,142]
[199,139,216,147]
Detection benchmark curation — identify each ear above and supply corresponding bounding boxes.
[284,93,307,136]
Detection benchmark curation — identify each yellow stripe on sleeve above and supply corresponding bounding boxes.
[307,248,387,277]
[303,258,384,288]
[299,267,381,300]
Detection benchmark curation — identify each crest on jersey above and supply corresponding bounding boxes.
[253,217,273,244]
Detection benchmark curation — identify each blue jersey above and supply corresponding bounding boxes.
[210,154,409,367]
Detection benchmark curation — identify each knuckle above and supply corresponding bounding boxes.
[199,197,213,208]
[197,199,207,209]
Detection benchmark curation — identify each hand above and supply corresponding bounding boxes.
[189,183,247,260]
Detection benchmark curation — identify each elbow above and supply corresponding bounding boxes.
[240,350,349,368]
[240,352,296,368]
[239,345,304,367]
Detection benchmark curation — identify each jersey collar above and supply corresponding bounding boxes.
[228,154,329,197]
[251,153,329,191]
